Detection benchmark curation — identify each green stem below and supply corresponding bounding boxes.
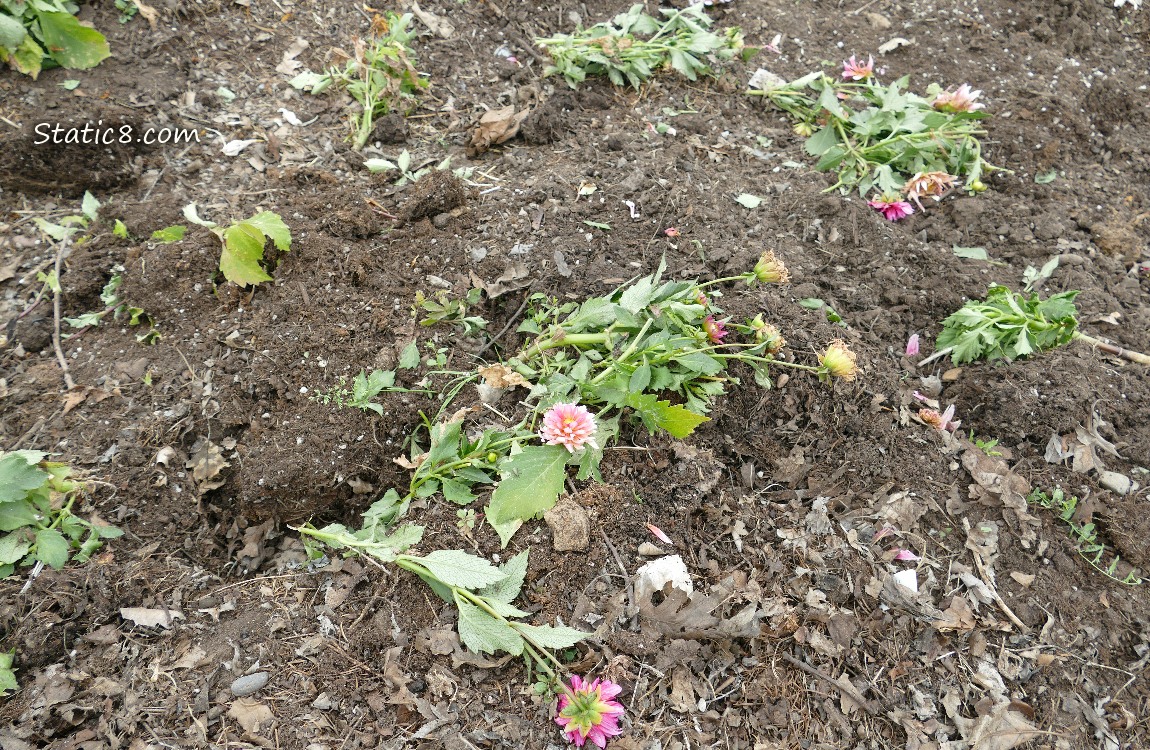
[588,319,654,386]
[521,331,614,360]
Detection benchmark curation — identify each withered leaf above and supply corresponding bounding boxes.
[468,106,529,155]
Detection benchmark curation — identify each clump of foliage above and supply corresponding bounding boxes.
[748,58,997,203]
[536,3,752,89]
[1028,487,1142,585]
[300,256,854,683]
[0,451,122,579]
[0,0,110,78]
[937,284,1080,364]
[291,12,428,149]
[63,272,159,344]
[183,204,292,288]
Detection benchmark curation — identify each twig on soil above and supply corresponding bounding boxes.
[599,529,636,617]
[970,553,1030,633]
[1073,332,1150,365]
[50,239,75,391]
[780,652,878,716]
[476,292,532,358]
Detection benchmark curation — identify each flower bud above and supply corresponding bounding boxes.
[749,315,786,353]
[819,339,859,382]
[750,251,791,285]
[969,179,987,193]
[793,122,815,137]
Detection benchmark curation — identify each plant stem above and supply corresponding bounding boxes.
[1073,332,1150,365]
[521,331,613,360]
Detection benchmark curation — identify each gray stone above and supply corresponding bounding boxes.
[544,496,590,551]
[230,672,270,697]
[1098,470,1132,496]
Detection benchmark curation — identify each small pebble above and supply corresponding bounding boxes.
[637,542,664,557]
[230,672,270,697]
[1098,470,1132,496]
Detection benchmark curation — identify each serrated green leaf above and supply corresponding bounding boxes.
[0,453,49,504]
[618,275,657,314]
[246,212,291,252]
[81,191,100,222]
[34,528,70,569]
[625,393,709,438]
[487,445,570,525]
[151,225,186,243]
[398,341,420,370]
[220,222,273,287]
[36,12,110,70]
[512,622,588,649]
[441,478,476,505]
[488,516,522,549]
[415,549,507,590]
[676,352,723,375]
[0,500,39,532]
[0,531,33,567]
[485,599,532,618]
[455,597,524,656]
[629,363,652,393]
[477,549,528,604]
[34,218,74,242]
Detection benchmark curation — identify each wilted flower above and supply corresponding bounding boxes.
[819,340,859,382]
[703,315,729,344]
[867,194,915,222]
[749,314,786,353]
[556,675,625,748]
[905,333,920,357]
[664,227,681,237]
[842,54,875,81]
[904,171,957,208]
[540,402,598,452]
[919,404,960,432]
[932,84,984,113]
[750,251,791,285]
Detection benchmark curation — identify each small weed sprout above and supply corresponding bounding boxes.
[413,287,488,336]
[1028,487,1142,585]
[291,13,428,149]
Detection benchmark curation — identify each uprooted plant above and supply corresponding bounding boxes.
[182,204,292,288]
[0,0,110,78]
[291,12,428,149]
[297,254,860,719]
[0,450,122,579]
[748,54,1002,220]
[536,3,753,89]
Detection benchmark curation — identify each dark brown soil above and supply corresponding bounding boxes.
[2,1,1149,748]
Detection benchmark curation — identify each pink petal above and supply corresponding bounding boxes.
[645,523,672,545]
[905,333,920,356]
[893,549,921,561]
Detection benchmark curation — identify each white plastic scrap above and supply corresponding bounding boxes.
[635,554,693,602]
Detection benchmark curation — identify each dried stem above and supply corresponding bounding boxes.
[51,239,75,391]
[1073,332,1150,365]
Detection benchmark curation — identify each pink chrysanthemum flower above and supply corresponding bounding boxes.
[932,84,984,113]
[540,402,598,453]
[904,171,957,208]
[703,315,728,344]
[556,676,625,748]
[867,194,915,222]
[842,54,875,81]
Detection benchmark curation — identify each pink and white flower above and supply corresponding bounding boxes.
[540,403,598,453]
[867,194,915,222]
[704,315,729,344]
[932,84,984,113]
[556,675,625,748]
[842,54,875,81]
[919,404,960,432]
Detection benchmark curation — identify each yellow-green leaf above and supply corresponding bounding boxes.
[220,222,272,287]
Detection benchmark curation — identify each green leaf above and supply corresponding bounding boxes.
[416,549,507,590]
[734,193,762,209]
[676,352,723,375]
[804,125,839,157]
[4,34,43,78]
[487,445,570,525]
[0,531,33,567]
[36,12,110,70]
[476,549,529,604]
[952,245,988,260]
[0,13,29,50]
[219,222,273,287]
[455,597,524,655]
[488,516,522,549]
[583,220,611,230]
[441,478,475,505]
[512,622,587,649]
[0,649,16,694]
[625,393,709,438]
[421,420,463,474]
[34,528,70,569]
[628,363,652,393]
[1034,170,1058,184]
[151,225,186,243]
[0,500,39,532]
[246,212,292,252]
[398,341,420,370]
[112,219,129,239]
[81,191,100,222]
[0,452,49,504]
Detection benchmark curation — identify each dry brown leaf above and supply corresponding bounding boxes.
[668,667,696,712]
[228,697,275,734]
[121,607,184,629]
[468,106,529,155]
[639,577,763,640]
[132,0,160,29]
[474,261,530,299]
[933,596,976,632]
[962,444,1039,547]
[411,0,455,38]
[477,363,529,389]
[276,38,309,75]
[187,437,230,493]
[955,702,1041,750]
[172,644,208,670]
